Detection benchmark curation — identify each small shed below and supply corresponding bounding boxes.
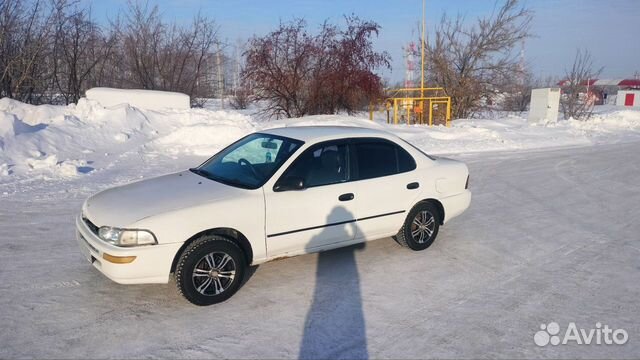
[528,88,560,123]
[616,90,640,107]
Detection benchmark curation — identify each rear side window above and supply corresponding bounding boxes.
[352,140,416,180]
[398,146,416,172]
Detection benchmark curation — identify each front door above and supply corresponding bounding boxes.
[265,140,357,257]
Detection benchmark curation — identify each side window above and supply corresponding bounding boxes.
[398,146,417,172]
[353,140,416,180]
[281,142,348,187]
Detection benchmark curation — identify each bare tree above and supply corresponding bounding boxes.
[0,0,60,103]
[426,0,532,119]
[0,0,225,106]
[501,66,535,113]
[187,13,221,105]
[501,74,562,113]
[52,6,117,104]
[560,49,602,120]
[120,2,220,104]
[229,87,252,110]
[227,39,252,109]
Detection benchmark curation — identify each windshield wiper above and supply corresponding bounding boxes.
[189,167,215,181]
[190,168,253,189]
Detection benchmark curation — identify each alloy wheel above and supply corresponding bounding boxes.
[192,252,236,296]
[411,210,435,244]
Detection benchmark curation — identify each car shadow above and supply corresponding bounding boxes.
[299,206,368,360]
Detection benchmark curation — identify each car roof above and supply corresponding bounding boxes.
[259,125,395,143]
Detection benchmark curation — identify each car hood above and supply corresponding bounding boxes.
[83,170,249,227]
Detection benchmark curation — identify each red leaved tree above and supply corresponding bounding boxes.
[243,16,390,119]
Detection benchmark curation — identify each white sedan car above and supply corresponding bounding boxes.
[76,126,471,305]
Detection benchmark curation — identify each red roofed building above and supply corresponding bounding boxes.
[557,77,640,105]
[557,79,640,89]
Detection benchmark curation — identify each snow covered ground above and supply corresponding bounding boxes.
[1,97,640,358]
[1,141,639,358]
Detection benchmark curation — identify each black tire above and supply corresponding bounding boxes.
[395,202,440,251]
[175,235,246,306]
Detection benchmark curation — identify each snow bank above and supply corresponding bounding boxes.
[150,108,257,157]
[0,97,67,126]
[1,96,639,183]
[85,87,190,110]
[0,97,254,180]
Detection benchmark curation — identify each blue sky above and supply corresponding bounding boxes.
[85,0,640,83]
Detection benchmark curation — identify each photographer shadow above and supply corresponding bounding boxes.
[299,206,368,360]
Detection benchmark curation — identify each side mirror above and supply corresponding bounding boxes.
[274,176,305,192]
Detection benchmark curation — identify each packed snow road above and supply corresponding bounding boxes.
[1,141,639,359]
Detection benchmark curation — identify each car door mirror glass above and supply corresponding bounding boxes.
[274,176,305,192]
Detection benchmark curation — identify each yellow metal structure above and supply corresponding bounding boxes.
[368,1,452,127]
[369,87,452,127]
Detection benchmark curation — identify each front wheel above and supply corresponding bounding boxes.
[395,202,440,251]
[175,236,246,306]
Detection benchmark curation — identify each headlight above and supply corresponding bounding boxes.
[98,226,121,243]
[98,226,157,247]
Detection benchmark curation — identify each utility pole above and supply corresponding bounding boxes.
[518,39,526,87]
[216,42,224,109]
[234,39,242,96]
[420,0,425,97]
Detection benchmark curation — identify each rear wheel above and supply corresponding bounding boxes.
[395,202,440,251]
[175,235,246,306]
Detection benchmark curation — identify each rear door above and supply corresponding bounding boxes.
[349,138,421,240]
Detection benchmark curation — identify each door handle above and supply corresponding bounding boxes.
[407,182,420,190]
[339,193,354,201]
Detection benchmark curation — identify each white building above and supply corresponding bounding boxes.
[616,90,640,107]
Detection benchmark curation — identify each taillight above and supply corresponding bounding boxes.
[465,175,469,189]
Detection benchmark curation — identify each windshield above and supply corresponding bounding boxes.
[192,133,304,189]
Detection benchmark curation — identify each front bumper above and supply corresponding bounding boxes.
[75,215,182,284]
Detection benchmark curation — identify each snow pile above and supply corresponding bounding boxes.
[1,96,640,183]
[152,110,256,156]
[565,108,640,133]
[86,87,190,110]
[0,97,255,180]
[0,98,67,126]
